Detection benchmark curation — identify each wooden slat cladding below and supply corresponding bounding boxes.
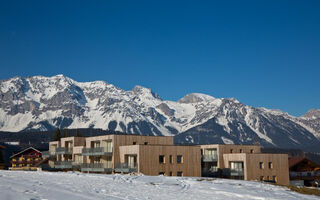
[200,144,261,168]
[223,153,289,185]
[119,145,201,177]
[83,135,173,167]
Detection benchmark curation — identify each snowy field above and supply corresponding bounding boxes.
[0,170,318,200]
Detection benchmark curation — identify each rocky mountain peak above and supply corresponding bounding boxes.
[302,109,320,119]
[132,85,162,100]
[178,93,216,104]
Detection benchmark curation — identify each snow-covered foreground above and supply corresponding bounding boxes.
[0,170,317,200]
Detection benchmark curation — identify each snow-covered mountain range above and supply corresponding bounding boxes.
[0,75,319,152]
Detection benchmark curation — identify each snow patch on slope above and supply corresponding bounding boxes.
[0,171,317,200]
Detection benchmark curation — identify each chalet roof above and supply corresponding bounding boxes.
[288,157,305,168]
[288,156,320,170]
[10,147,41,158]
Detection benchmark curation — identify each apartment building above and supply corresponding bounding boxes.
[44,134,198,175]
[44,134,289,185]
[200,144,289,185]
[44,137,86,170]
[118,144,201,176]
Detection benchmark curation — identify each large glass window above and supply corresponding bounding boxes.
[205,149,217,158]
[127,155,137,168]
[105,157,112,168]
[230,162,243,171]
[92,141,100,148]
[74,154,83,164]
[102,140,113,152]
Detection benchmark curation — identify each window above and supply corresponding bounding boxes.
[133,142,136,145]
[204,149,217,160]
[230,149,233,153]
[127,155,137,168]
[144,142,148,145]
[177,171,183,177]
[159,172,165,175]
[259,162,264,169]
[177,155,183,164]
[169,155,173,164]
[159,155,165,164]
[268,162,273,169]
[210,166,218,172]
[103,140,113,152]
[272,176,277,183]
[250,149,254,153]
[169,171,173,176]
[230,162,243,172]
[94,157,100,163]
[239,149,243,153]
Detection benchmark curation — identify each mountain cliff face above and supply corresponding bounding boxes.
[0,75,319,152]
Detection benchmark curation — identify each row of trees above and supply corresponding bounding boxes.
[54,128,82,141]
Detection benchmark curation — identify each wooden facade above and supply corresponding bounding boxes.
[119,145,201,177]
[47,135,290,185]
[223,153,289,185]
[200,144,289,185]
[200,144,261,168]
[47,135,174,172]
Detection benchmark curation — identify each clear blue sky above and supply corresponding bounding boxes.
[1,0,319,116]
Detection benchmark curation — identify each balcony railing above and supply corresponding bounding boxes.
[114,163,138,173]
[42,151,56,158]
[202,154,218,162]
[20,155,42,158]
[11,160,40,164]
[230,169,244,176]
[80,163,112,173]
[54,161,73,169]
[82,147,113,156]
[55,147,73,155]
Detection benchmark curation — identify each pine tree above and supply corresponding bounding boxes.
[54,128,61,141]
[76,129,82,137]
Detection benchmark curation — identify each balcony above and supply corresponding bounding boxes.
[55,147,73,155]
[114,163,138,173]
[42,151,56,158]
[11,160,40,165]
[230,169,244,177]
[82,147,113,156]
[54,161,73,169]
[202,154,218,162]
[80,163,112,173]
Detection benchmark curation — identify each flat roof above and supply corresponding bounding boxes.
[199,144,260,147]
[119,144,200,147]
[223,153,288,156]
